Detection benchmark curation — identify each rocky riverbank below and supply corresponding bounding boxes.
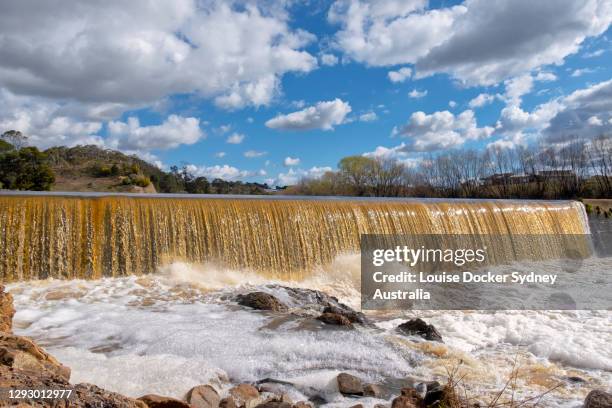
[1,284,611,408]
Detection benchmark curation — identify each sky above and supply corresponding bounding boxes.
[0,0,610,186]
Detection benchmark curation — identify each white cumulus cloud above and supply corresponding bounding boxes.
[396,109,495,151]
[283,156,301,166]
[388,67,412,83]
[226,133,245,144]
[265,98,352,131]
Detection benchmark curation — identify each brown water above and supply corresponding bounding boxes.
[0,194,589,282]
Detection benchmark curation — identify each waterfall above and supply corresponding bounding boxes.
[0,193,590,282]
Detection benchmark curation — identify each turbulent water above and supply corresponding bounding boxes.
[2,194,609,407]
[0,194,589,281]
[8,257,612,408]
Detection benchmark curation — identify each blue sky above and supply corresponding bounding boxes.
[0,0,610,185]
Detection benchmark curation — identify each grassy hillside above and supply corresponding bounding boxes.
[1,143,270,194]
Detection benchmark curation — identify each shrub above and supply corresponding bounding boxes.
[134,175,151,188]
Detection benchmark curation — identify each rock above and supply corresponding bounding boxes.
[255,402,292,408]
[237,292,288,312]
[316,312,353,328]
[584,390,612,408]
[185,384,221,408]
[0,285,15,333]
[322,305,367,324]
[374,405,388,408]
[397,319,443,342]
[0,332,71,380]
[422,382,444,406]
[391,396,420,408]
[363,383,382,398]
[292,402,312,408]
[229,383,260,405]
[138,394,191,408]
[74,383,147,407]
[337,373,363,395]
[220,397,238,408]
[349,405,364,408]
[565,375,587,383]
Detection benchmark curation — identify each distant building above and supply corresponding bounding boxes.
[480,173,513,186]
[536,170,576,182]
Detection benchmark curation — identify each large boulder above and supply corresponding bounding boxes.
[396,319,443,342]
[337,373,363,396]
[0,285,15,333]
[185,384,221,408]
[0,332,71,381]
[237,292,288,312]
[138,394,191,408]
[584,390,612,408]
[316,313,353,328]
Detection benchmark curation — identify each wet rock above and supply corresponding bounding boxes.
[316,312,353,328]
[292,402,312,408]
[422,382,444,406]
[237,292,288,312]
[255,402,292,408]
[397,319,443,342]
[185,384,220,408]
[0,285,15,333]
[337,373,363,395]
[220,396,238,408]
[391,396,420,408]
[229,383,260,405]
[584,390,612,408]
[565,375,587,383]
[322,305,367,324]
[0,332,71,380]
[138,394,191,408]
[363,383,382,398]
[395,388,426,408]
[74,383,147,407]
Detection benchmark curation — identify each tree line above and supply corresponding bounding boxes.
[287,134,612,199]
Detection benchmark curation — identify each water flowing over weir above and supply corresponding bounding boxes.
[0,193,590,282]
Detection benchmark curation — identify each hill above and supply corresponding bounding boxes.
[1,142,270,195]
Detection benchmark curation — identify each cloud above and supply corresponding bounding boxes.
[408,89,427,99]
[330,0,611,86]
[320,53,339,66]
[283,156,300,166]
[244,150,267,158]
[388,67,412,83]
[265,98,352,131]
[571,68,597,77]
[449,100,457,108]
[214,152,226,158]
[107,115,203,151]
[534,71,557,81]
[542,79,612,143]
[226,132,245,144]
[274,166,333,185]
[583,49,605,58]
[468,93,496,108]
[0,1,317,111]
[395,109,494,151]
[185,164,254,181]
[359,111,378,122]
[363,143,421,167]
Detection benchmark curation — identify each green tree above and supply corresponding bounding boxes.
[0,139,14,153]
[338,155,378,196]
[0,147,55,190]
[1,130,28,149]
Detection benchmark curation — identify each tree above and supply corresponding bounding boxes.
[0,147,55,190]
[1,130,28,149]
[0,139,14,153]
[338,156,378,196]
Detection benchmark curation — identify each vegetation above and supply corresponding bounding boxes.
[288,134,612,199]
[0,130,270,194]
[0,145,55,191]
